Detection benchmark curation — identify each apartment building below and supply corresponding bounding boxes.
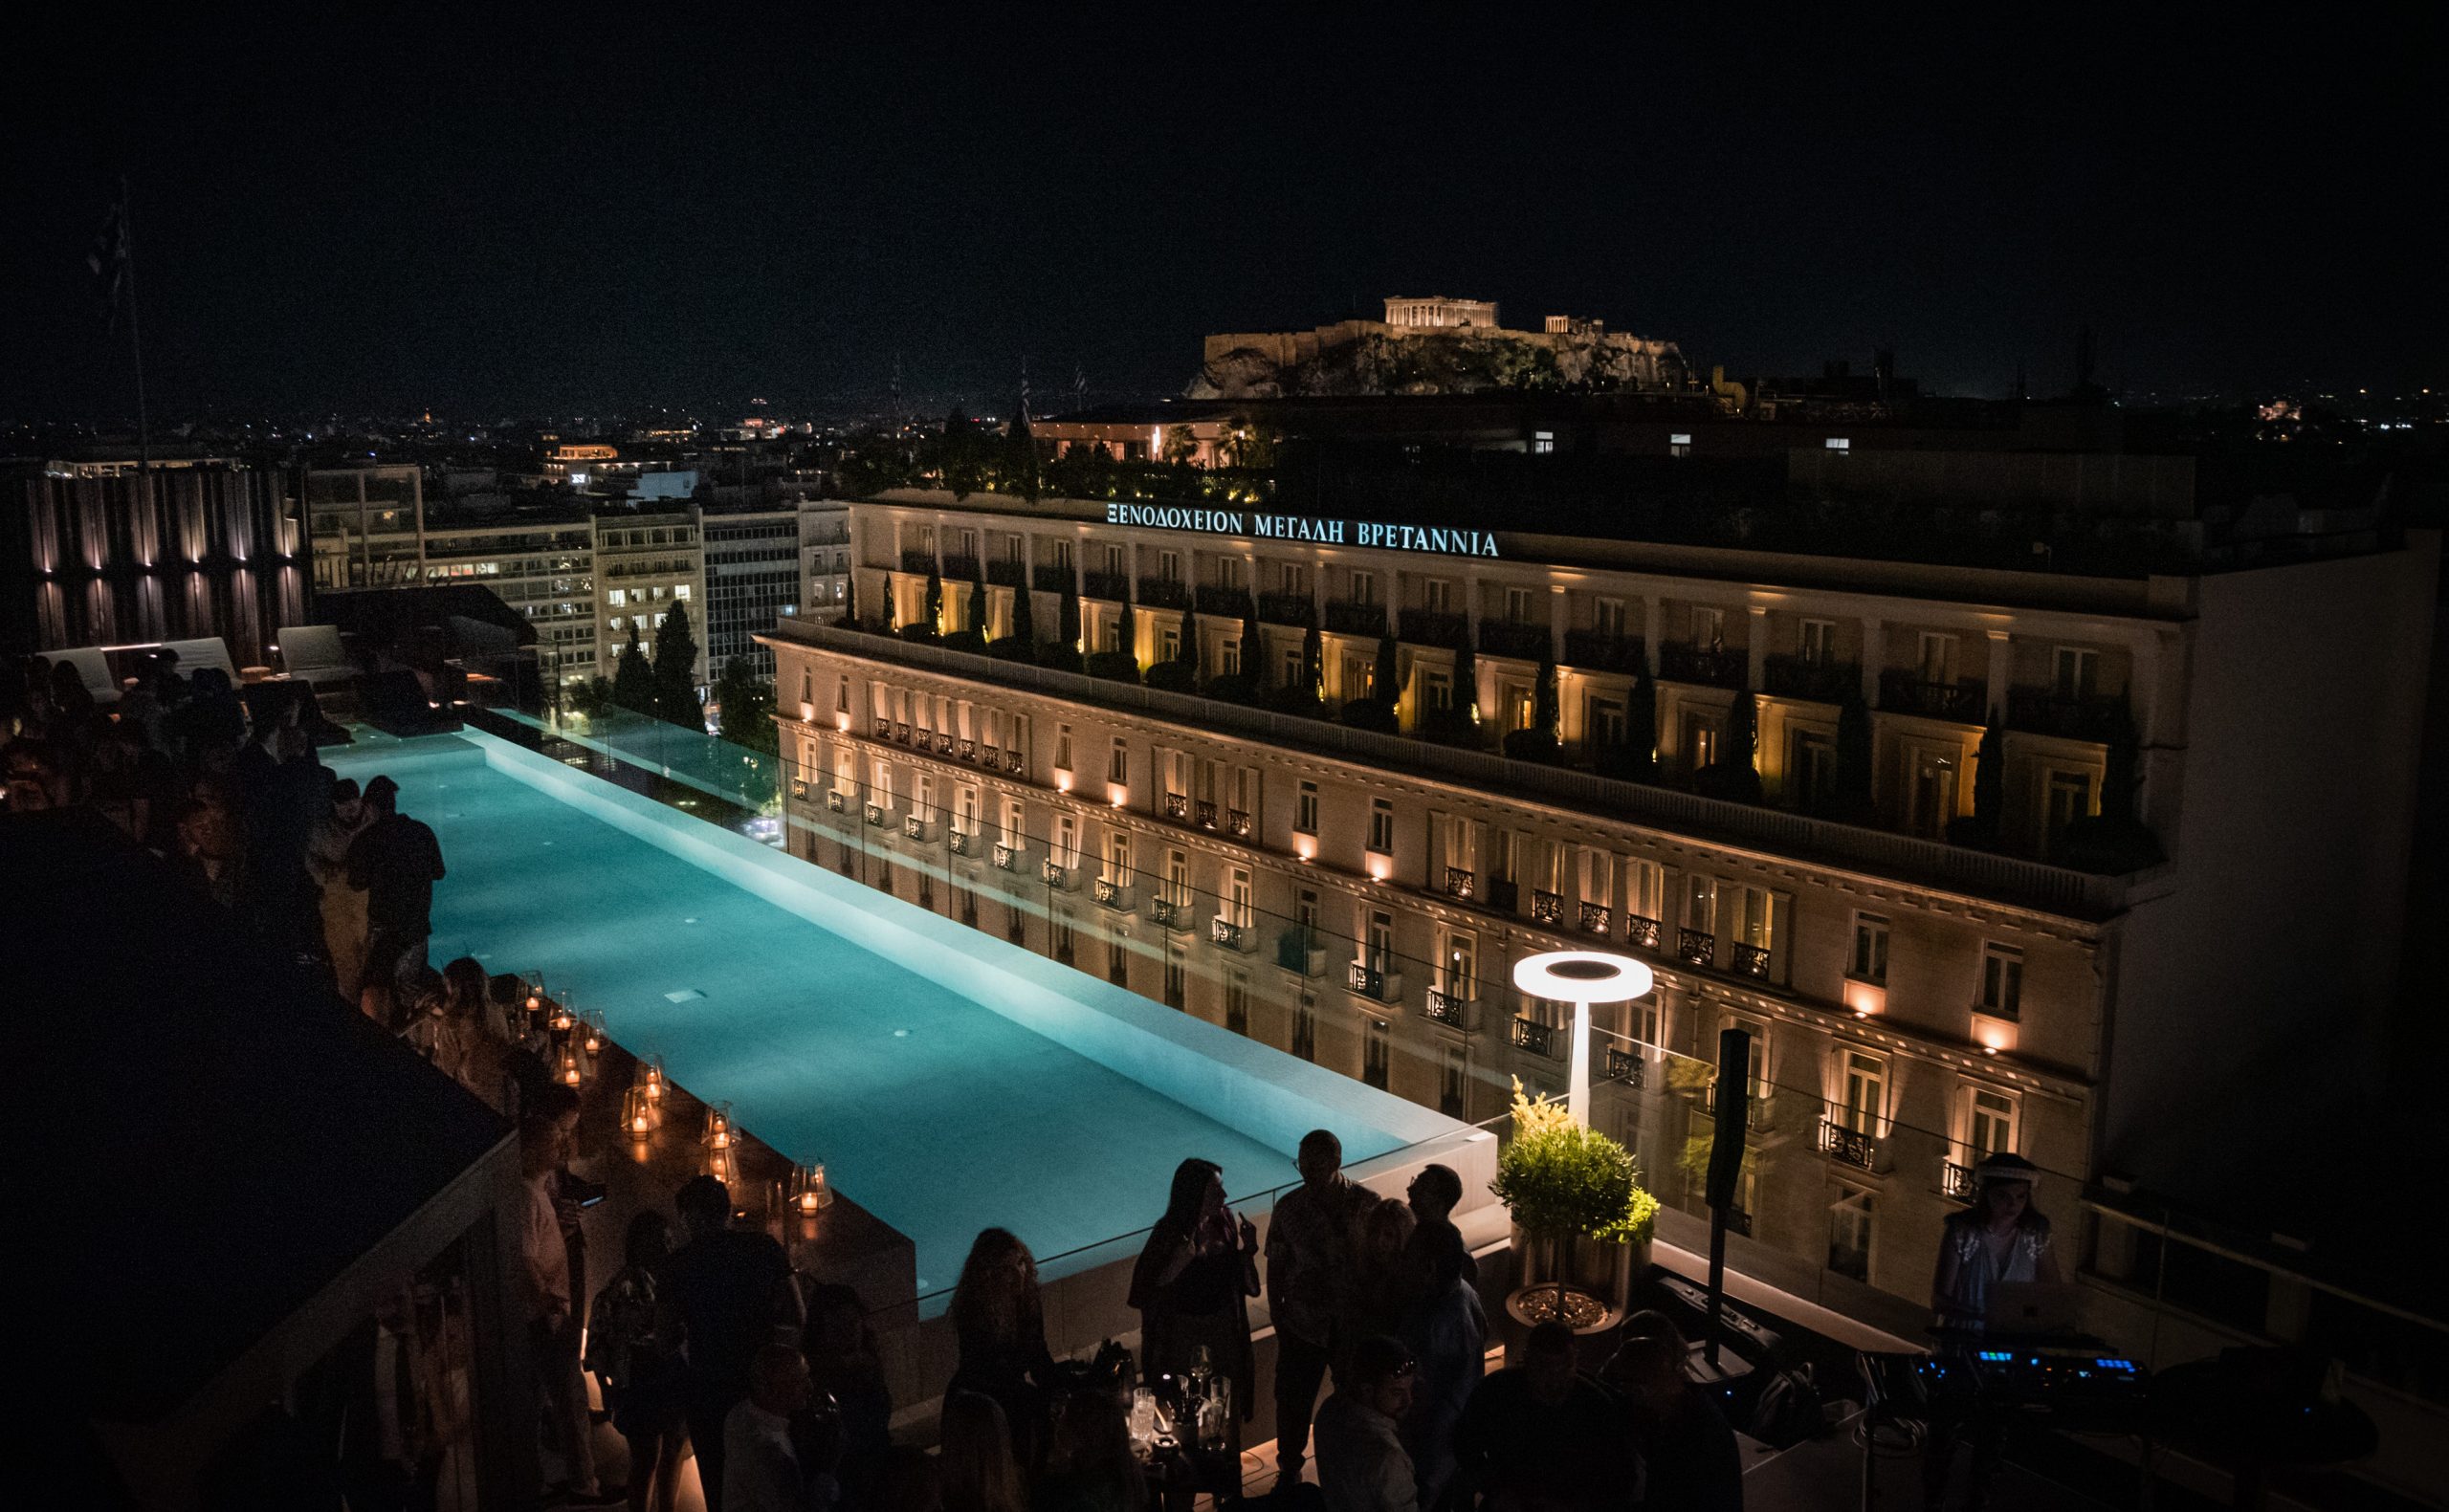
[760,475,2434,1331]
[703,506,802,682]
[306,468,711,690]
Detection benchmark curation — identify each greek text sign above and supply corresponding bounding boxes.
[1103,502,1499,559]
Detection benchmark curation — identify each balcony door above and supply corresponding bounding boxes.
[1908,750,1957,837]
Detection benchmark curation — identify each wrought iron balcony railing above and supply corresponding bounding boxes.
[2006,686,2129,741]
[1578,900,1613,936]
[894,721,912,744]
[1941,1160,1977,1201]
[1478,620,1553,660]
[992,842,1019,871]
[948,829,973,856]
[872,715,892,740]
[1444,866,1476,901]
[1003,750,1025,774]
[1604,1045,1645,1087]
[1257,591,1316,626]
[1399,607,1467,646]
[1323,600,1386,636]
[1510,1016,1558,1058]
[1195,800,1219,830]
[985,559,1028,588]
[1879,668,1986,723]
[940,554,981,582]
[1677,927,1716,968]
[1137,579,1189,610]
[958,738,976,760]
[1658,641,1747,690]
[1761,653,1860,704]
[1730,943,1772,980]
[864,802,888,826]
[1196,585,1254,619]
[1348,961,1401,1002]
[1162,792,1189,822]
[825,789,846,813]
[1209,916,1245,949]
[1093,877,1128,909]
[1624,913,1662,951]
[1820,1117,1879,1171]
[1562,629,1646,674]
[1040,859,1070,887]
[1226,808,1251,839]
[1423,988,1470,1028]
[899,548,937,573]
[1533,889,1565,927]
[1149,897,1189,931]
[1083,570,1132,601]
[903,814,927,841]
[1032,564,1072,593]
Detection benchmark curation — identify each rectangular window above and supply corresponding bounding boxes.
[1626,859,1664,923]
[1533,430,1555,455]
[1108,737,1128,786]
[1442,929,1477,997]
[1683,874,1718,933]
[1158,625,1181,663]
[1055,814,1079,869]
[1351,571,1378,606]
[1363,1019,1391,1089]
[1668,432,1692,458]
[1365,909,1394,973]
[1225,974,1249,1035]
[1917,631,1957,685]
[1055,724,1073,774]
[1165,850,1190,908]
[1505,585,1535,624]
[1441,1046,1468,1118]
[1627,998,1663,1048]
[1291,998,1317,1062]
[1000,796,1025,847]
[1054,539,1074,571]
[1793,729,1838,808]
[1104,830,1133,887]
[1367,799,1396,856]
[1295,781,1319,836]
[1109,932,1130,989]
[1163,949,1186,1009]
[1593,598,1626,637]
[1103,541,1125,577]
[1424,579,1453,612]
[2044,771,2093,856]
[1424,669,1452,711]
[1691,605,1724,646]
[1850,914,1890,985]
[1156,549,1180,583]
[1825,436,1852,453]
[1979,943,2023,1019]
[954,784,980,837]
[871,758,895,809]
[1684,712,1718,771]
[1217,556,1245,590]
[1799,619,1836,666]
[1221,637,1241,677]
[1842,1051,1885,1135]
[1968,1087,2017,1159]
[1829,1189,1874,1281]
[2053,646,2098,699]
[1296,887,1321,935]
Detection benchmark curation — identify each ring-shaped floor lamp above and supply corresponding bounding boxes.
[1512,951,1657,1127]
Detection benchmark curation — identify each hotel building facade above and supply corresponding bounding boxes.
[761,478,2435,1332]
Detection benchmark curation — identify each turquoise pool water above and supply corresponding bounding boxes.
[328,732,1407,1292]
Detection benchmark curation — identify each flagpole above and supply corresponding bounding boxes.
[119,177,152,479]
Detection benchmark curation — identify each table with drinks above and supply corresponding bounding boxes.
[1128,1349,1245,1511]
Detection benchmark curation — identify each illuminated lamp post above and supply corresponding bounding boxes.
[1511,951,1655,1128]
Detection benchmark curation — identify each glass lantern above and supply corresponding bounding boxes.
[702,1101,734,1150]
[642,1057,666,1107]
[789,1161,831,1216]
[580,1010,605,1056]
[621,1084,656,1139]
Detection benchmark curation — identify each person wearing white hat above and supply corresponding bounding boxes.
[1926,1152,2061,1508]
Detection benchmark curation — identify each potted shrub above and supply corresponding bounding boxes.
[1490,1079,1659,1334]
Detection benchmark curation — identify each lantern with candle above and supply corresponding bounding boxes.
[789,1161,832,1216]
[558,1044,583,1087]
[581,1011,605,1056]
[642,1058,666,1106]
[703,1102,734,1150]
[621,1084,656,1140]
[550,997,575,1035]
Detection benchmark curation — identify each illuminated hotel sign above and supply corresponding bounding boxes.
[1103,502,1500,559]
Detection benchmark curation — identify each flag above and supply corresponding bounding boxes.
[87,193,130,331]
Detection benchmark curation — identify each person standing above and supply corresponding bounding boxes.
[1313,1334,1419,1512]
[589,1213,688,1512]
[1926,1152,2059,1509]
[657,1176,805,1512]
[345,774,446,1019]
[309,777,375,999]
[1127,1159,1260,1455]
[1396,1164,1483,1510]
[1266,1129,1371,1483]
[521,1104,615,1503]
[947,1229,1058,1471]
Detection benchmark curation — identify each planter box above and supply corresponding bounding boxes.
[1505,1224,1650,1336]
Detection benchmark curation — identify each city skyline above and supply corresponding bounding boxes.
[5,11,2439,424]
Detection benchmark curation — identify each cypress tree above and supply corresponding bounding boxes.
[612,625,654,714]
[1300,623,1324,700]
[924,568,944,632]
[1057,582,1081,649]
[1240,614,1265,692]
[1011,580,1036,646]
[713,655,779,756]
[968,553,986,634]
[1372,634,1400,710]
[651,602,701,730]
[1533,658,1560,737]
[1451,627,1479,724]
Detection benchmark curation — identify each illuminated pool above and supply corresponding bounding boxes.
[328,730,1461,1291]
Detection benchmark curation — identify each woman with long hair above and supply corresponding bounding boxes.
[586,1211,686,1512]
[948,1228,1057,1470]
[938,1391,1028,1512]
[1127,1159,1259,1452]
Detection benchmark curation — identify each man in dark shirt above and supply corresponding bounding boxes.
[1453,1320,1628,1512]
[656,1176,805,1512]
[344,775,446,1012]
[1605,1332,1742,1511]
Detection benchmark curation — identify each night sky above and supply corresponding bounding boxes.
[4,10,2437,423]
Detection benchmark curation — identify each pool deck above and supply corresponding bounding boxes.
[329,731,1463,1291]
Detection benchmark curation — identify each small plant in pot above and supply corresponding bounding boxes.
[1490,1078,1660,1333]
